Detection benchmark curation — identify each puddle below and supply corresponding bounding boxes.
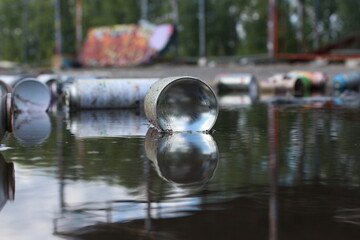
[0,97,360,239]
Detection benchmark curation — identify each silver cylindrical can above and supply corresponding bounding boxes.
[64,78,158,110]
[144,76,218,132]
[216,73,259,96]
[13,78,51,112]
[144,128,218,187]
[68,110,149,138]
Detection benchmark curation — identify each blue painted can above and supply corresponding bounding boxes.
[333,72,360,93]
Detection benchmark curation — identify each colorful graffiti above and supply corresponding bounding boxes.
[81,21,175,67]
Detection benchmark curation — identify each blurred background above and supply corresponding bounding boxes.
[0,0,359,68]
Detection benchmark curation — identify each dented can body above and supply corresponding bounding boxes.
[64,78,158,110]
[144,76,218,132]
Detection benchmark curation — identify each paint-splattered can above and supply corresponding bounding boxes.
[63,78,158,110]
[287,71,328,90]
[333,71,360,93]
[216,73,259,97]
[144,76,218,132]
[144,128,218,186]
[260,74,306,96]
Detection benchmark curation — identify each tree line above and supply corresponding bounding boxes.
[0,0,358,66]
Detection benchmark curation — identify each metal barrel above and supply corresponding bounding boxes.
[13,78,51,112]
[63,78,158,110]
[68,110,149,138]
[260,73,310,97]
[216,73,259,96]
[333,71,360,93]
[13,112,51,146]
[144,128,218,187]
[144,76,218,132]
[0,153,15,211]
[287,71,328,90]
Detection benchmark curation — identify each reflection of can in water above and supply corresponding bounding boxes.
[216,73,259,98]
[144,128,219,187]
[333,72,360,93]
[63,78,158,110]
[68,110,149,138]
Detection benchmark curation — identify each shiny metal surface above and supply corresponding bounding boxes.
[68,110,149,138]
[13,112,51,146]
[13,78,51,112]
[144,76,218,132]
[64,78,158,110]
[216,73,259,97]
[145,128,218,187]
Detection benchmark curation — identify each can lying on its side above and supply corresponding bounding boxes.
[333,71,360,93]
[144,76,218,132]
[13,78,51,112]
[63,78,158,110]
[215,73,259,98]
[287,71,328,91]
[260,74,307,97]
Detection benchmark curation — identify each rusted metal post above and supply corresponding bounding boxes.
[75,0,83,57]
[54,0,62,55]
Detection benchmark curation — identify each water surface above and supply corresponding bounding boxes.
[1,97,360,240]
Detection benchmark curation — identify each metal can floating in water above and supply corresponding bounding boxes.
[260,74,306,96]
[63,78,158,110]
[333,71,360,93]
[144,128,218,187]
[215,73,259,97]
[13,78,51,112]
[287,71,328,90]
[144,76,218,132]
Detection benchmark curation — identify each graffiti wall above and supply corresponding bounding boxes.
[81,21,175,67]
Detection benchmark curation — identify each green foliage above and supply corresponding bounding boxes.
[0,0,358,65]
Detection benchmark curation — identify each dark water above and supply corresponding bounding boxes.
[1,96,360,240]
